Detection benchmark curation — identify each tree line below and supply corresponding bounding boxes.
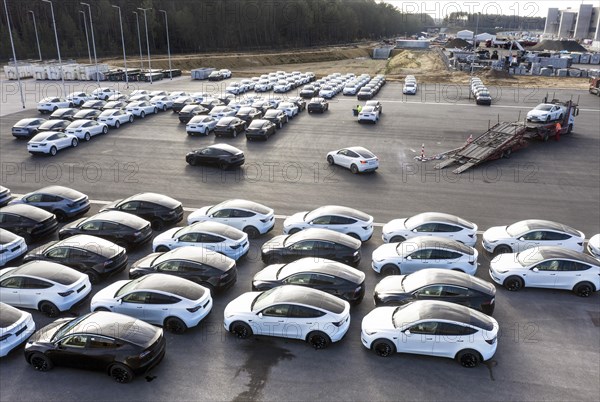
[443,12,545,33]
[1,0,435,62]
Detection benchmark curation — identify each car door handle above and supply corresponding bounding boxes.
[278,320,285,323]
[306,322,313,325]
[162,308,168,311]
[35,293,42,295]
[457,339,464,342]
[137,306,143,309]
[550,274,556,276]
[425,337,433,341]
[12,291,18,293]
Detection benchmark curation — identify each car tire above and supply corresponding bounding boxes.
[52,106,58,112]
[243,226,260,239]
[558,114,563,120]
[389,236,406,243]
[115,121,121,128]
[68,103,74,108]
[84,132,91,141]
[504,276,524,291]
[456,349,481,368]
[347,233,361,241]
[350,164,359,174]
[372,339,395,357]
[232,130,237,138]
[71,138,78,148]
[84,270,100,285]
[327,155,334,165]
[188,157,198,166]
[381,264,400,276]
[155,245,170,252]
[573,282,594,297]
[230,321,253,339]
[164,317,188,334]
[154,108,158,114]
[151,219,165,231]
[307,331,331,350]
[128,115,134,123]
[50,146,57,156]
[140,111,146,119]
[218,161,229,170]
[29,352,54,372]
[39,301,60,317]
[162,105,167,111]
[494,245,512,254]
[110,363,134,384]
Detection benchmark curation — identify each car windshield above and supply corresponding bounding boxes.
[400,274,421,292]
[115,278,142,297]
[391,306,419,329]
[51,315,88,341]
[251,288,279,311]
[517,249,545,266]
[535,105,552,111]
[506,222,528,237]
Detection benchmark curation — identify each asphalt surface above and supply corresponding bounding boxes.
[0,76,599,401]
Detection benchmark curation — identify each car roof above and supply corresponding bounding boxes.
[509,219,580,236]
[84,211,147,228]
[67,312,158,346]
[211,199,271,215]
[130,274,206,301]
[30,132,58,141]
[208,143,243,154]
[179,221,245,241]
[30,186,84,200]
[400,269,494,295]
[306,205,371,222]
[3,261,81,285]
[535,246,600,266]
[54,234,122,258]
[156,246,234,271]
[287,228,361,249]
[1,204,53,221]
[0,302,24,328]
[346,146,376,157]
[398,300,494,330]
[405,212,475,229]
[0,228,21,244]
[121,192,180,209]
[400,236,475,255]
[280,259,365,284]
[262,285,346,314]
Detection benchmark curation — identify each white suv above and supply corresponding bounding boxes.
[283,205,373,241]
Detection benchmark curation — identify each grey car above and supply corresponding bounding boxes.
[9,186,90,221]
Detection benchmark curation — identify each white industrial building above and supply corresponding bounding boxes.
[544,4,600,41]
[456,30,474,40]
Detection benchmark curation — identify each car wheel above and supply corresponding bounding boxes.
[154,108,158,114]
[327,155,335,165]
[151,219,165,231]
[162,105,167,111]
[381,264,400,276]
[188,157,198,166]
[102,125,108,134]
[94,307,110,312]
[456,349,480,368]
[68,102,74,108]
[128,115,134,123]
[389,236,406,243]
[573,282,594,297]
[350,164,359,174]
[232,130,237,138]
[218,161,229,170]
[110,363,134,384]
[84,270,100,285]
[39,301,60,317]
[29,352,54,372]
[52,106,58,111]
[164,317,188,334]
[155,245,170,252]
[545,115,551,122]
[230,321,252,339]
[558,114,563,120]
[347,233,361,241]
[71,138,78,148]
[243,226,260,239]
[50,146,57,156]
[140,111,146,119]
[494,245,512,254]
[504,276,524,291]
[372,339,395,357]
[307,331,331,350]
[115,121,121,128]
[52,210,66,222]
[84,132,91,141]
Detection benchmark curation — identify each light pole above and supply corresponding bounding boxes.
[133,11,144,71]
[4,0,25,108]
[41,0,66,96]
[28,10,42,61]
[112,5,128,88]
[79,10,92,64]
[471,12,480,75]
[159,9,172,79]
[137,8,152,84]
[81,2,99,85]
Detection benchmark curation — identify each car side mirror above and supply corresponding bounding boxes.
[532,268,539,273]
[258,312,263,319]
[406,256,412,261]
[56,341,64,349]
[404,329,411,336]
[412,229,417,233]
[519,237,525,241]
[116,299,122,304]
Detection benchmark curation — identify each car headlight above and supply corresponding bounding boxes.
[495,268,509,274]
[364,330,378,336]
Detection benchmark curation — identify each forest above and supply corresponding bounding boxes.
[443,12,546,33]
[1,0,435,61]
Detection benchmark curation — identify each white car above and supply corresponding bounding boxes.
[125,101,158,118]
[223,285,351,349]
[186,115,218,136]
[382,212,478,246]
[255,80,273,92]
[150,95,174,111]
[98,109,134,128]
[482,219,585,254]
[226,82,246,95]
[371,236,479,276]
[283,205,374,241]
[65,119,108,141]
[129,89,149,96]
[403,82,417,94]
[588,234,600,259]
[128,94,152,102]
[209,106,236,119]
[91,87,119,100]
[102,101,127,111]
[343,83,360,95]
[152,221,249,260]
[273,80,291,93]
[66,92,92,107]
[489,246,600,296]
[277,102,299,119]
[219,69,232,78]
[106,94,129,102]
[169,91,189,98]
[90,273,212,333]
[27,131,78,156]
[0,261,91,316]
[326,146,379,174]
[358,106,380,123]
[319,86,336,99]
[526,103,566,122]
[37,97,72,113]
[240,79,255,91]
[361,300,499,367]
[0,303,35,357]
[149,90,168,97]
[0,229,27,267]
[187,199,275,238]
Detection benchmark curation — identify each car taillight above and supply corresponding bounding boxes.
[577,242,583,246]
[187,305,202,313]
[362,226,369,230]
[468,260,475,265]
[139,349,151,359]
[333,317,347,327]
[59,290,74,297]
[230,244,241,249]
[0,333,12,341]
[468,234,474,238]
[103,259,113,267]
[260,217,271,223]
[485,336,497,345]
[133,231,142,238]
[360,160,367,164]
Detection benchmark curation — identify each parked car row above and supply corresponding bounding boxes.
[470,77,492,106]
[357,75,386,100]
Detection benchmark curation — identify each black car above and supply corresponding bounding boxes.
[0,186,13,207]
[476,94,492,106]
[307,97,329,113]
[357,88,374,100]
[12,118,47,138]
[186,144,245,169]
[199,99,223,112]
[9,185,90,221]
[24,234,128,284]
[99,192,183,230]
[24,311,166,383]
[252,257,366,304]
[81,100,106,110]
[300,86,318,99]
[262,109,288,129]
[172,97,197,113]
[235,107,262,124]
[217,94,235,105]
[214,117,246,138]
[208,71,224,81]
[261,228,361,266]
[178,105,209,123]
[129,246,237,292]
[58,211,152,249]
[50,108,78,121]
[373,268,497,315]
[288,97,307,112]
[246,119,276,141]
[72,108,102,120]
[37,119,70,133]
[251,100,274,114]
[0,204,58,243]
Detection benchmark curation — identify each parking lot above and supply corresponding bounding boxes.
[1,76,599,401]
